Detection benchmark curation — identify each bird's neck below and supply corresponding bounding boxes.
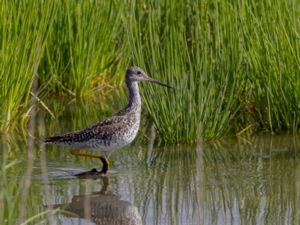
[126,80,141,112]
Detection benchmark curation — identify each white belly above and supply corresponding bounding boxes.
[85,120,140,157]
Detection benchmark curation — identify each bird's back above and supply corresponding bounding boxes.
[44,109,141,153]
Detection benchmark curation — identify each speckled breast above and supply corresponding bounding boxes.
[87,112,141,155]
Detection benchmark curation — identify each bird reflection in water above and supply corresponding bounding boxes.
[49,172,142,225]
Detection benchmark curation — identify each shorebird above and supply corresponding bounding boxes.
[44,66,172,175]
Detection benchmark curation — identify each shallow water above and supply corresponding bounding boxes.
[2,99,300,225]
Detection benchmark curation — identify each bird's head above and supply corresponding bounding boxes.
[126,66,173,89]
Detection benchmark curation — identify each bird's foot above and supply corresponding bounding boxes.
[74,168,105,179]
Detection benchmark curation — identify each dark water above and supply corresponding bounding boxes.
[2,99,300,225]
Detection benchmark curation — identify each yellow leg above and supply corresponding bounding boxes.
[99,156,109,175]
[100,176,109,193]
[70,149,110,175]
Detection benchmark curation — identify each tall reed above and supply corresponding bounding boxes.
[0,1,56,131]
[1,0,299,142]
[124,0,247,142]
[240,0,300,132]
[124,0,300,142]
[39,0,126,96]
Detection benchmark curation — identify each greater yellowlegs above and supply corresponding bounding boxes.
[44,66,172,175]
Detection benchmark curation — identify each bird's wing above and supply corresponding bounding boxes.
[44,115,127,144]
[86,115,128,139]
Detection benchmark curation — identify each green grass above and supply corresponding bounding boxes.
[0,0,300,142]
[124,0,300,142]
[0,1,56,131]
[39,0,126,96]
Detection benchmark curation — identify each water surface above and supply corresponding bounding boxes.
[2,99,300,225]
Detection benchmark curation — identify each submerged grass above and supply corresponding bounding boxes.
[0,0,299,142]
[0,136,58,225]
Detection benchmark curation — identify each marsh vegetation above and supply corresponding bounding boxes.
[0,0,299,142]
[1,1,300,224]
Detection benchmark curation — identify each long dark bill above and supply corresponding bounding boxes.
[148,78,174,89]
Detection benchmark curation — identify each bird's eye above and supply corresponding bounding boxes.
[137,71,141,75]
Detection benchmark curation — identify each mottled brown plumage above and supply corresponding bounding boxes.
[44,66,173,174]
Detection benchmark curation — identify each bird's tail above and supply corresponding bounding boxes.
[43,135,67,144]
